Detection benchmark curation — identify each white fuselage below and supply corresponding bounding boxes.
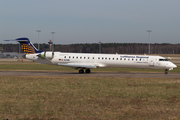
[25,52,177,70]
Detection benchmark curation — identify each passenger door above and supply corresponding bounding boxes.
[149,59,154,67]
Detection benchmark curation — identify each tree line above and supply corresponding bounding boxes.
[1,43,180,54]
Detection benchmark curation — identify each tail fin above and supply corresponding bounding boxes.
[5,37,43,54]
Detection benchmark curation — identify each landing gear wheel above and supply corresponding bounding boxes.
[165,69,168,75]
[79,69,84,74]
[85,69,91,73]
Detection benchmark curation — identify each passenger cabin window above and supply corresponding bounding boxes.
[64,56,66,58]
[92,57,94,59]
[109,58,110,60]
[80,57,82,59]
[76,56,78,59]
[102,57,104,60]
[105,57,107,60]
[84,57,86,59]
[73,56,74,59]
[116,58,118,60]
[98,57,100,59]
[88,57,90,59]
[69,56,71,58]
[120,58,122,60]
[113,58,114,60]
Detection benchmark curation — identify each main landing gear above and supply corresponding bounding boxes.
[79,69,84,73]
[165,69,168,75]
[79,69,91,74]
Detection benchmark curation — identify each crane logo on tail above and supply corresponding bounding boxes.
[20,43,35,54]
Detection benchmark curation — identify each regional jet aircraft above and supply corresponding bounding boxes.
[5,38,177,74]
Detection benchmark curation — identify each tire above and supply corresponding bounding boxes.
[85,69,91,73]
[79,69,84,74]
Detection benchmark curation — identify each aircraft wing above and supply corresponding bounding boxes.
[58,63,97,69]
[36,57,54,65]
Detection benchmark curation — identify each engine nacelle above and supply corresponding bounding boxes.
[40,51,54,59]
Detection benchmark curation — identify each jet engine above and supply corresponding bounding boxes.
[40,51,54,59]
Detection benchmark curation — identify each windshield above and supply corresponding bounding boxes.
[159,59,168,61]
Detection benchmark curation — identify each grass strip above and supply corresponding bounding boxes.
[0,76,180,119]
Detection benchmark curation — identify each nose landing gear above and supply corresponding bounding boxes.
[165,69,168,74]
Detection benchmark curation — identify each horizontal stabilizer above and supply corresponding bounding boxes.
[4,38,29,42]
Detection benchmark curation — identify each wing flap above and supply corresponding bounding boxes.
[58,63,97,69]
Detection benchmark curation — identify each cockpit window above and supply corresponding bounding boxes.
[159,59,168,61]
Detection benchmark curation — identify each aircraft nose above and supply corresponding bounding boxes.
[168,63,177,71]
[173,64,177,68]
[171,63,177,68]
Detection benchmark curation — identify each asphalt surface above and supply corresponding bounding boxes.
[0,58,179,78]
[0,71,180,78]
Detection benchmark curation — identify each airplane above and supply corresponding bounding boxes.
[5,37,177,74]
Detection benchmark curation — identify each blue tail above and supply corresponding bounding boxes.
[5,38,43,54]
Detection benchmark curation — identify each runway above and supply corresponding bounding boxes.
[0,71,180,78]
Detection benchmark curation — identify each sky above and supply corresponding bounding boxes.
[0,0,180,44]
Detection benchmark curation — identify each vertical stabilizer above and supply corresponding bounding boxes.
[5,38,43,54]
